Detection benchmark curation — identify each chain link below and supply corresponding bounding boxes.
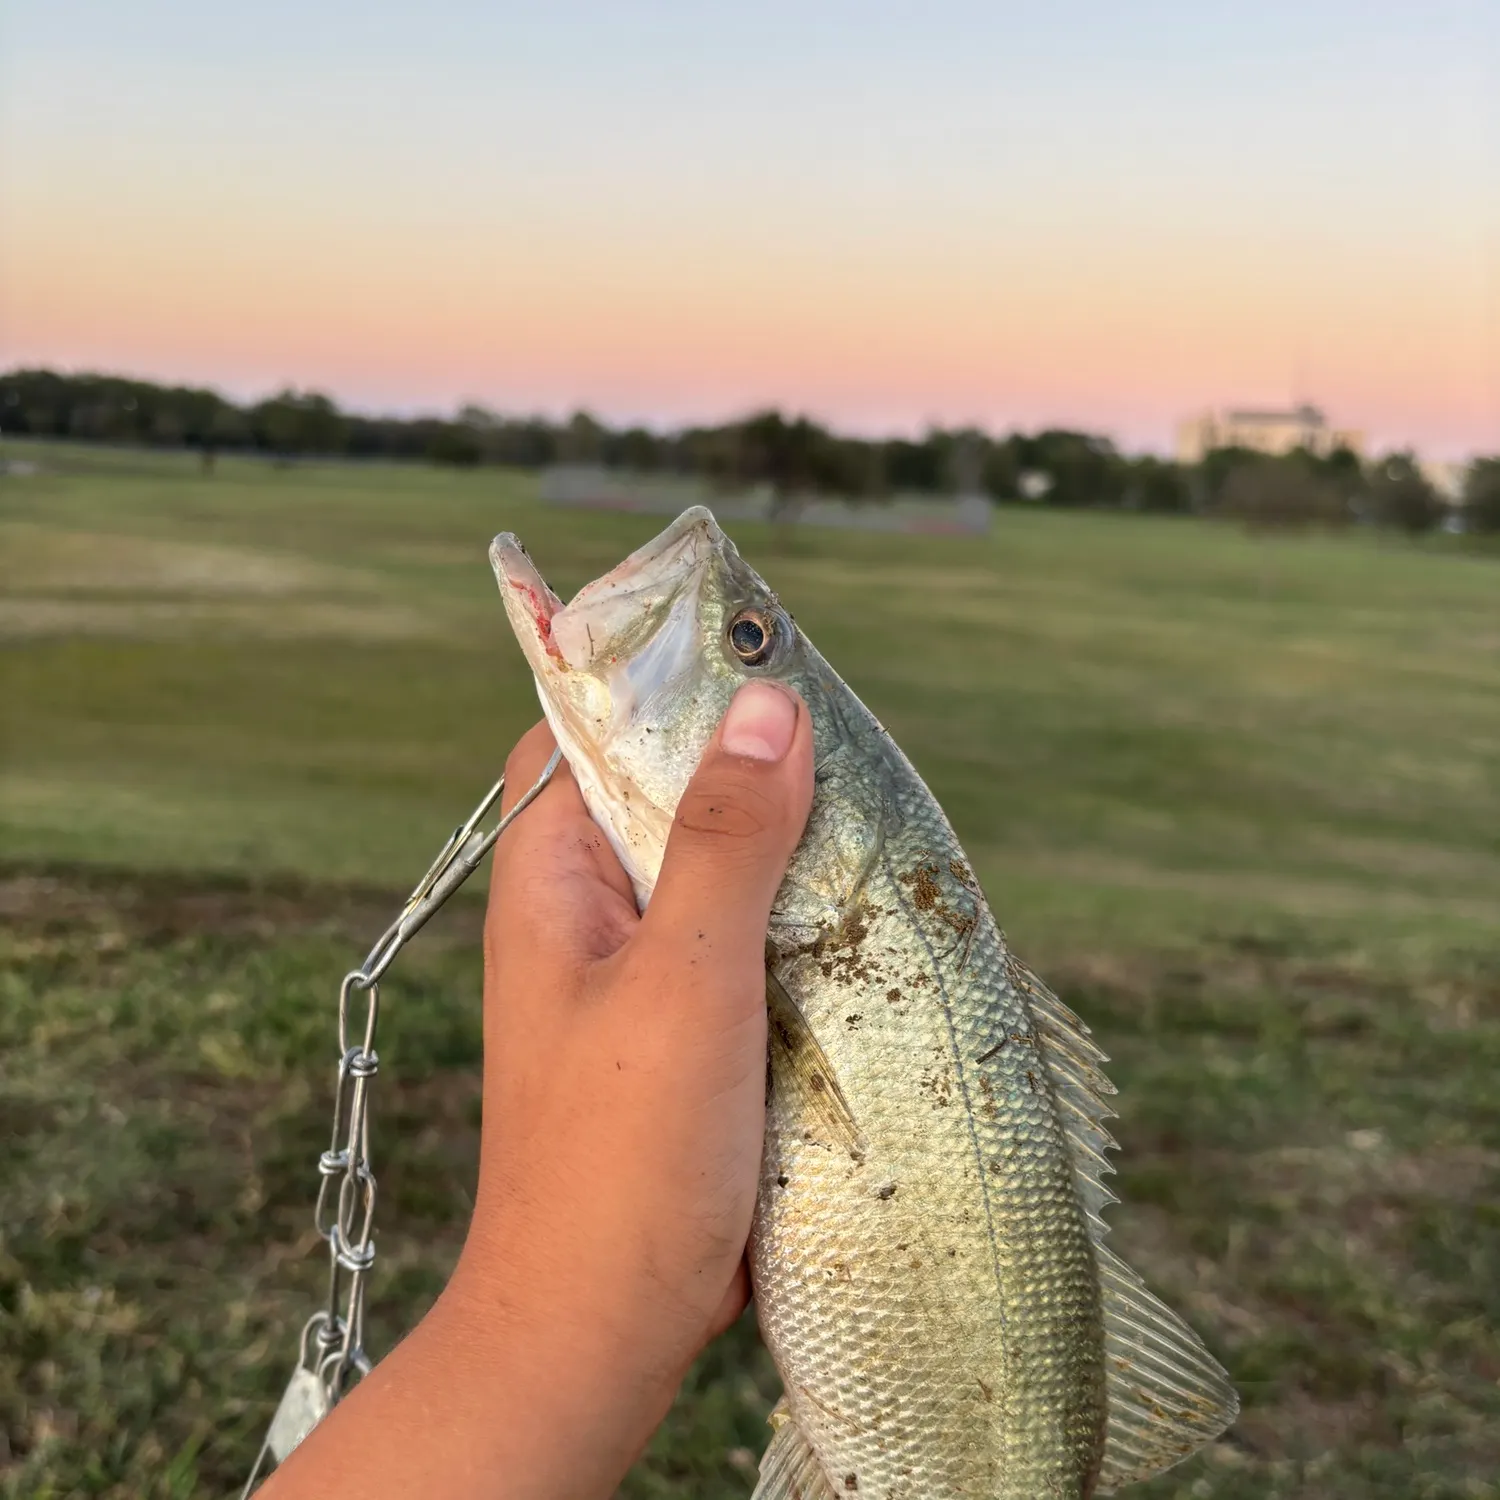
[241,749,562,1496]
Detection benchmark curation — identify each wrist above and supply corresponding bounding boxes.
[434,1220,685,1495]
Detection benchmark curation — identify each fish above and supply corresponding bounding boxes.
[490,507,1237,1499]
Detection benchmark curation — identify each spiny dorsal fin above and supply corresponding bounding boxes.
[1009,955,1239,1490]
[752,1403,837,1500]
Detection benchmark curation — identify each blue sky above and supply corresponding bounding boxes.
[3,0,1496,454]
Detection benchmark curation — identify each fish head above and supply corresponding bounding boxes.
[491,506,799,903]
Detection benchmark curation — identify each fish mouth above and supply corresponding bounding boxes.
[491,507,729,904]
[567,506,723,612]
[493,506,725,676]
[550,506,723,671]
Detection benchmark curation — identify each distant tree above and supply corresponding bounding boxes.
[558,410,604,465]
[208,402,250,450]
[1214,453,1349,532]
[822,433,883,499]
[427,423,483,467]
[455,403,506,463]
[488,418,559,469]
[249,389,347,457]
[1124,456,1192,513]
[1322,443,1366,491]
[675,423,743,489]
[1015,430,1126,507]
[151,406,186,445]
[30,364,1464,544]
[981,437,1021,502]
[735,410,849,515]
[1462,457,1500,535]
[250,394,300,457]
[1194,445,1259,510]
[606,426,664,472]
[1367,452,1443,535]
[457,402,501,429]
[880,435,944,493]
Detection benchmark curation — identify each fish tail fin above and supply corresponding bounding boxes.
[1092,1245,1239,1491]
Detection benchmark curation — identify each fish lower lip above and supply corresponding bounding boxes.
[492,536,563,656]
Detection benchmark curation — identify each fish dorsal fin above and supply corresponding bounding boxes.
[752,1403,837,1500]
[1005,955,1121,1235]
[1009,956,1239,1490]
[767,967,866,1162]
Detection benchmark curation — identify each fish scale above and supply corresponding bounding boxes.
[755,698,1107,1498]
[490,506,1238,1499]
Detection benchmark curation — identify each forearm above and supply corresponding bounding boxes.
[261,1251,676,1500]
[262,692,808,1498]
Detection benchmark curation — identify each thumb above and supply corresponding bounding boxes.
[639,681,814,981]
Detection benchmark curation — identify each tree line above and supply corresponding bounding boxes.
[3,367,1497,536]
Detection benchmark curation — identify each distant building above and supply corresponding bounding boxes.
[1176,404,1365,464]
[1416,459,1466,504]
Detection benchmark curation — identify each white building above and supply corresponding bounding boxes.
[1176,404,1365,464]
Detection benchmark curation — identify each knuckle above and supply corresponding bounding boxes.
[673,773,780,844]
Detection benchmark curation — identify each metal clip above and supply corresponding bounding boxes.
[357,747,562,986]
[240,747,562,1496]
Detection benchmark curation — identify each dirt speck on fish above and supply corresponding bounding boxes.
[492,508,1237,1498]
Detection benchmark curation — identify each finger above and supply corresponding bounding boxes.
[487,723,637,969]
[492,722,634,903]
[498,719,565,819]
[638,682,813,989]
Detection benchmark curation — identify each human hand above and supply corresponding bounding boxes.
[448,679,813,1492]
[264,679,814,1500]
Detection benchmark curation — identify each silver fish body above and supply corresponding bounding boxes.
[755,694,1107,1498]
[491,508,1237,1499]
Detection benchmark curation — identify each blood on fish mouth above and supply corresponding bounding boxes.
[509,578,563,658]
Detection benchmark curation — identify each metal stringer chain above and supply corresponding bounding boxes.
[240,748,562,1497]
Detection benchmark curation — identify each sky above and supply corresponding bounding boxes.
[2,0,1497,458]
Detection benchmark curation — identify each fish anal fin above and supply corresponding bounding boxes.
[752,1407,838,1500]
[1008,955,1239,1489]
[767,968,865,1162]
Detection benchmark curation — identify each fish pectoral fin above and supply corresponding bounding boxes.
[751,1407,838,1500]
[1093,1245,1240,1490]
[766,968,865,1162]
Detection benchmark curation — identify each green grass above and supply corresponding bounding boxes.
[2,440,1498,1497]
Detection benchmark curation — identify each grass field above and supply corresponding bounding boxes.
[3,440,1498,1498]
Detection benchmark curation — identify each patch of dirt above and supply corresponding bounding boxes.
[1044,944,1500,1035]
[0,861,486,950]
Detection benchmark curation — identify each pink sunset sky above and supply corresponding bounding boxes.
[3,1,1497,459]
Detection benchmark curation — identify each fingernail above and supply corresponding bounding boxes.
[721,681,797,762]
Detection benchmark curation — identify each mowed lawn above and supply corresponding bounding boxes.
[2,441,1498,1498]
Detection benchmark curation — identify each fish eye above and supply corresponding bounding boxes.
[728,608,775,666]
